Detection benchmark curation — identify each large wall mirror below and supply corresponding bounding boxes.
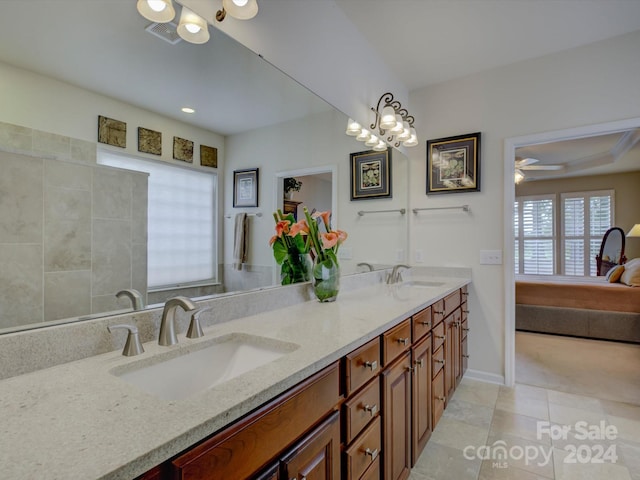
[0,1,409,334]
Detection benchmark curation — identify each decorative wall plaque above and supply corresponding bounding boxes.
[173,136,193,163]
[97,115,126,148]
[200,145,218,168]
[138,127,161,155]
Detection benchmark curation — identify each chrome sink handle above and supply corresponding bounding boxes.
[159,296,197,346]
[108,324,144,356]
[187,306,214,339]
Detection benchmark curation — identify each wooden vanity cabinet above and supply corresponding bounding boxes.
[411,333,432,465]
[444,308,461,402]
[167,362,340,480]
[381,351,412,480]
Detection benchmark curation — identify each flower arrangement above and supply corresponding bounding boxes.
[269,208,347,300]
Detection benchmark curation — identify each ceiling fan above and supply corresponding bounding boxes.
[514,157,563,183]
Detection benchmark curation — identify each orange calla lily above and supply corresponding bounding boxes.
[335,229,348,243]
[289,220,309,237]
[275,220,291,237]
[321,232,339,249]
[312,210,331,230]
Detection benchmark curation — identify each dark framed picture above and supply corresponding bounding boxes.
[426,132,481,194]
[350,148,392,200]
[233,168,259,207]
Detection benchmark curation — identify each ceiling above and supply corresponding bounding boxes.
[515,129,640,181]
[334,0,640,91]
[0,1,331,136]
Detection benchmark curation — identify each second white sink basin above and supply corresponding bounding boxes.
[111,333,299,401]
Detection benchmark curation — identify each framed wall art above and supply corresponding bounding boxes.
[233,168,259,207]
[173,136,194,163]
[350,148,392,200]
[138,127,161,155]
[426,132,481,194]
[97,115,126,148]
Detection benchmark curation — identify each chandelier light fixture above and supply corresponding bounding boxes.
[136,0,259,45]
[345,92,418,151]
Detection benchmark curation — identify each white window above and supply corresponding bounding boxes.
[561,190,614,276]
[514,195,555,275]
[99,150,217,288]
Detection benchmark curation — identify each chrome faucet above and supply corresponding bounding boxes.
[357,262,374,272]
[116,289,145,311]
[387,264,410,284]
[158,296,197,346]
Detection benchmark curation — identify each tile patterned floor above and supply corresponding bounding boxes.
[409,333,640,480]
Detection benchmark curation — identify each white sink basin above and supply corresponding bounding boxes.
[404,280,445,288]
[111,333,299,401]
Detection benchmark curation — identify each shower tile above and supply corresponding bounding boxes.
[44,271,91,322]
[93,167,132,220]
[0,245,43,328]
[0,121,32,151]
[44,220,91,272]
[33,130,70,157]
[70,138,97,164]
[92,219,131,296]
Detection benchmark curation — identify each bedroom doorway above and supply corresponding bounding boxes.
[503,116,640,393]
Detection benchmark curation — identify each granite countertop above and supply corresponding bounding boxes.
[0,274,470,479]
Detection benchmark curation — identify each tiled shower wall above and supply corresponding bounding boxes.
[0,121,148,329]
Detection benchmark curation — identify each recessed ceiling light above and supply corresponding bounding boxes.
[181,107,195,114]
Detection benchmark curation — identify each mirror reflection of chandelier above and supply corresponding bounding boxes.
[136,0,258,45]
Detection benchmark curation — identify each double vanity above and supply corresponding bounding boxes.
[0,267,471,479]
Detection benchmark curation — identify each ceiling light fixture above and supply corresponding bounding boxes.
[216,0,259,22]
[181,107,195,114]
[368,92,419,148]
[514,169,525,184]
[137,0,176,23]
[177,6,210,44]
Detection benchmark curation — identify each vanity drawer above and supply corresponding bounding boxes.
[432,299,445,325]
[345,337,381,395]
[359,455,380,480]
[344,377,380,444]
[432,344,445,378]
[431,320,445,352]
[344,416,381,480]
[382,318,411,366]
[412,306,432,342]
[443,290,461,318]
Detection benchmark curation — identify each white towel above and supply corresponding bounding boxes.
[233,213,248,270]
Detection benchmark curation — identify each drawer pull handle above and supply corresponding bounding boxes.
[435,335,445,340]
[463,354,470,358]
[463,309,470,314]
[435,359,445,365]
[364,360,378,371]
[437,396,446,401]
[364,404,378,416]
[434,310,444,315]
[463,327,470,332]
[419,321,430,326]
[365,448,379,461]
[415,358,424,368]
[462,291,469,296]
[397,337,409,346]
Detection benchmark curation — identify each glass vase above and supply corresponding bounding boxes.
[280,251,312,285]
[312,255,340,302]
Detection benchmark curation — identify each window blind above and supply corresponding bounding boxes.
[514,196,555,275]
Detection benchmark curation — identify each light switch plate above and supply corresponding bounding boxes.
[415,249,424,263]
[480,250,503,265]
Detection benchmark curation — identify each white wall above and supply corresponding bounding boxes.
[224,110,409,274]
[293,175,333,218]
[408,30,640,380]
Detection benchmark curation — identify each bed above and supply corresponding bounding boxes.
[515,275,640,343]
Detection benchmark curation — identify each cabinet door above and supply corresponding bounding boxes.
[444,309,460,402]
[382,352,411,480]
[432,368,445,429]
[411,334,432,466]
[282,411,341,480]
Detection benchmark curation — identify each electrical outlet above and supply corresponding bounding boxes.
[415,249,424,263]
[480,250,503,265]
[395,249,405,262]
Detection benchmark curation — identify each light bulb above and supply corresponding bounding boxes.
[373,141,387,152]
[177,7,209,44]
[356,128,371,142]
[396,122,411,141]
[379,106,397,129]
[403,128,418,147]
[345,118,362,136]
[233,0,249,5]
[390,115,404,134]
[147,0,166,12]
[185,23,201,33]
[365,135,379,147]
[222,0,258,20]
[514,169,525,184]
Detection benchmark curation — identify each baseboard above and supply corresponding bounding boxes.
[464,369,505,385]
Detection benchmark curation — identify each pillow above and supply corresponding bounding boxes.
[605,265,625,283]
[620,260,640,287]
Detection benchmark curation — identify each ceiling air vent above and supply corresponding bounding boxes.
[145,21,182,45]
